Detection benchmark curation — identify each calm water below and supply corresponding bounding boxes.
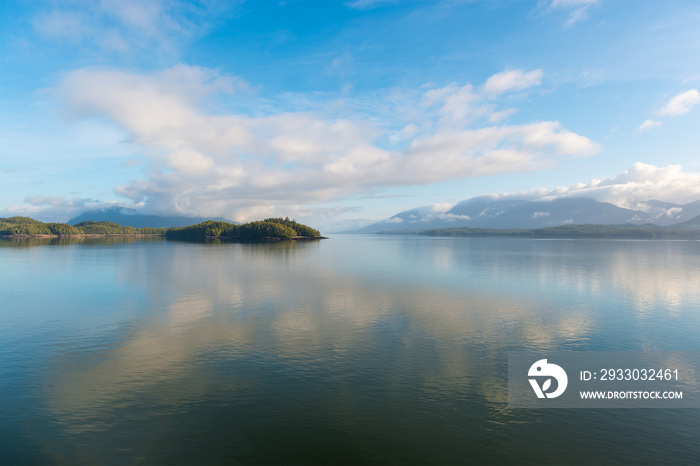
[1,235,698,465]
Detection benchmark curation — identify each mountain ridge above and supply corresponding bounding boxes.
[68,207,231,228]
[346,197,700,233]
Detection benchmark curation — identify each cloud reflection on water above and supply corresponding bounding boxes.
[41,238,605,426]
[14,236,696,463]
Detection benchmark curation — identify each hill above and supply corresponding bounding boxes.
[669,214,700,228]
[68,207,229,228]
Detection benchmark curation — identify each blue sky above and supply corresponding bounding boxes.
[1,0,699,230]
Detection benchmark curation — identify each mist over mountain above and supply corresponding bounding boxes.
[68,207,231,228]
[348,198,700,234]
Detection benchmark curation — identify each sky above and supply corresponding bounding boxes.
[1,0,699,231]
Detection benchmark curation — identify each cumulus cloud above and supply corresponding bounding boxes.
[419,70,543,127]
[493,163,700,207]
[483,69,544,95]
[637,119,662,131]
[658,89,700,116]
[48,65,597,222]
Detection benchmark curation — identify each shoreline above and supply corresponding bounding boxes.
[1,234,328,241]
[202,235,328,241]
[0,234,165,238]
[0,233,165,238]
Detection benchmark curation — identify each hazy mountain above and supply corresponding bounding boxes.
[68,207,230,228]
[348,198,700,233]
[669,214,700,228]
[629,199,700,225]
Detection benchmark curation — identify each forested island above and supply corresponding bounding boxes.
[165,218,323,240]
[378,223,700,239]
[0,217,325,241]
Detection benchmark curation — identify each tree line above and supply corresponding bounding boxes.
[1,216,322,240]
[385,223,700,239]
[165,217,321,240]
[0,217,167,236]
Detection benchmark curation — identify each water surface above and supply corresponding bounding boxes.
[1,235,698,464]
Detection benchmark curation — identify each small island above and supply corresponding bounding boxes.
[165,218,326,241]
[0,217,326,242]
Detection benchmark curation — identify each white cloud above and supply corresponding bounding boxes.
[45,65,597,222]
[430,203,454,214]
[658,89,700,116]
[390,123,420,144]
[383,204,467,224]
[423,83,483,125]
[2,196,125,223]
[637,119,662,131]
[637,89,699,131]
[488,108,518,123]
[483,69,544,95]
[497,162,700,207]
[421,69,543,126]
[32,0,234,56]
[437,213,471,222]
[549,0,600,26]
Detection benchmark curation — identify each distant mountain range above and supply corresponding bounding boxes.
[671,214,700,228]
[68,207,230,228]
[347,198,700,233]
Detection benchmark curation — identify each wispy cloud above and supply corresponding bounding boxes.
[637,88,699,130]
[344,0,400,10]
[548,0,600,27]
[637,119,662,131]
[658,89,700,116]
[32,0,237,57]
[483,69,544,95]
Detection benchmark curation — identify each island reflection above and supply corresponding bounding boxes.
[4,236,695,464]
